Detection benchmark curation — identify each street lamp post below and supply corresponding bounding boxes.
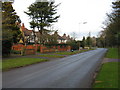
[79,22,87,51]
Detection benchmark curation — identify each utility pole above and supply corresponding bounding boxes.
[88,31,91,49]
[89,32,91,37]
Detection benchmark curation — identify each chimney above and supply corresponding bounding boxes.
[68,35,70,38]
[63,33,66,37]
[22,23,25,28]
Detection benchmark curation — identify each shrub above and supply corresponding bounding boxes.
[11,50,21,54]
[37,46,40,52]
[21,47,25,56]
[2,39,12,57]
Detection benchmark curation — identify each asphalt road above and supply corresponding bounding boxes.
[2,48,107,88]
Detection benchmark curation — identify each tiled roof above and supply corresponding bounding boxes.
[20,23,73,41]
[21,23,33,36]
[62,34,71,40]
[58,35,66,40]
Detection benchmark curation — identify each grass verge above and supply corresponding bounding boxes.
[53,49,93,55]
[105,48,119,59]
[93,62,119,88]
[2,58,48,71]
[38,54,65,58]
[93,48,119,88]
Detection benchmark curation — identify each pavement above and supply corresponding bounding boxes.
[2,48,107,88]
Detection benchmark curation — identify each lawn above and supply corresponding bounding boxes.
[93,48,119,88]
[2,58,48,71]
[53,49,92,55]
[38,54,65,58]
[105,48,119,59]
[53,51,76,55]
[93,62,119,88]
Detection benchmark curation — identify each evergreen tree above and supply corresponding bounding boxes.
[86,36,92,47]
[102,0,120,47]
[112,1,120,46]
[25,2,59,32]
[82,36,86,48]
[2,2,21,56]
[25,1,60,44]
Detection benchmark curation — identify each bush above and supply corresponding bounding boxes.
[11,50,21,54]
[45,43,68,47]
[2,39,12,57]
[37,46,40,52]
[67,41,79,50]
[21,47,25,56]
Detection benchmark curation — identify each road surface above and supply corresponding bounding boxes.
[3,48,107,88]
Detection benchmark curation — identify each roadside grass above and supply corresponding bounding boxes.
[0,61,2,70]
[2,49,95,71]
[2,58,48,71]
[93,62,119,88]
[38,54,65,58]
[53,51,75,55]
[53,49,93,55]
[93,48,119,88]
[105,48,119,59]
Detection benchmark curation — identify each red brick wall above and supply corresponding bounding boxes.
[24,49,36,55]
[40,45,71,53]
[12,44,24,51]
[12,44,71,54]
[34,44,41,51]
[57,46,67,51]
[12,44,36,51]
[12,44,36,55]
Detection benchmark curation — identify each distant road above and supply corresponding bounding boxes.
[3,48,107,88]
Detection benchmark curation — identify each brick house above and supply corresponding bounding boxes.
[19,23,73,44]
[53,31,73,44]
[19,23,39,44]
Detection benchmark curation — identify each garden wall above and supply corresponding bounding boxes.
[12,44,36,55]
[40,45,71,53]
[12,44,71,55]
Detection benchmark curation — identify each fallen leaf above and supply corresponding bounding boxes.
[95,81,103,83]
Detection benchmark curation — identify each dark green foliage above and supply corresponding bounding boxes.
[80,41,84,48]
[2,34,12,56]
[67,40,79,50]
[2,30,13,56]
[46,34,58,45]
[96,36,105,47]
[38,30,58,45]
[11,50,21,54]
[81,36,86,48]
[37,46,40,52]
[2,2,21,56]
[45,43,68,47]
[25,1,60,44]
[99,1,120,47]
[25,1,59,32]
[86,36,92,47]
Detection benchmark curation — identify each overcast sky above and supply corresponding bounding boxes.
[12,0,114,40]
